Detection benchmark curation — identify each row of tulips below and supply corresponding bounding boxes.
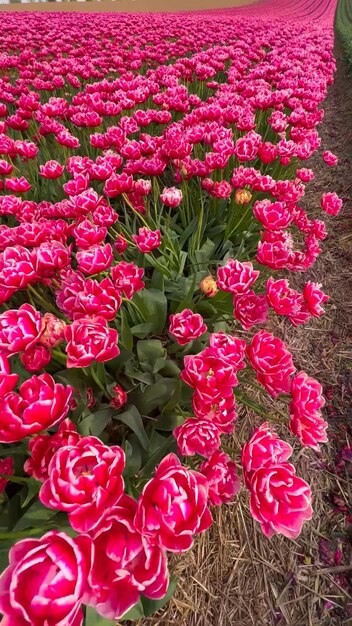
[0,0,342,623]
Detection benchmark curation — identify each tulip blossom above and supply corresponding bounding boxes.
[233,291,268,330]
[241,423,293,488]
[249,463,312,538]
[134,453,212,552]
[174,417,221,458]
[40,436,125,532]
[322,150,338,166]
[0,531,91,626]
[110,261,145,299]
[160,187,182,208]
[200,275,218,297]
[169,309,207,345]
[65,317,120,368]
[132,227,161,253]
[84,495,169,620]
[0,304,42,356]
[0,457,14,494]
[0,373,73,443]
[217,260,259,295]
[24,419,81,481]
[200,451,240,505]
[39,160,65,179]
[289,371,327,450]
[321,192,343,216]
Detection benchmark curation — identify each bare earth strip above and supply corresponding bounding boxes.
[0,0,256,13]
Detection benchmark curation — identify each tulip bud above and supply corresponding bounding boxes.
[39,313,66,349]
[200,275,218,298]
[235,189,252,205]
[110,384,128,410]
[21,345,52,373]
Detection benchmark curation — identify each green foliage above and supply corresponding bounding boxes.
[336,0,352,68]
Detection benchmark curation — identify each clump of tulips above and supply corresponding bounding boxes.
[0,1,341,623]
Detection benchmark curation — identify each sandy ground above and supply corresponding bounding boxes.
[0,0,256,13]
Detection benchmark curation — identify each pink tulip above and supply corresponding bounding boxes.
[65,317,120,368]
[242,423,293,488]
[200,451,240,505]
[217,260,259,295]
[134,453,212,552]
[0,531,91,626]
[25,419,81,481]
[84,495,169,620]
[250,463,312,538]
[40,436,125,532]
[169,309,207,345]
[174,417,221,458]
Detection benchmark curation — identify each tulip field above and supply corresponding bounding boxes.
[0,0,349,623]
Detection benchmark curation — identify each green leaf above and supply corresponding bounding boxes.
[194,301,217,317]
[123,437,142,477]
[20,479,41,509]
[235,391,267,417]
[133,289,167,334]
[156,411,184,431]
[120,599,145,621]
[130,322,154,338]
[140,435,176,476]
[213,321,229,333]
[13,499,58,532]
[137,339,166,365]
[133,378,178,414]
[55,369,87,391]
[124,367,154,386]
[193,238,217,267]
[179,215,198,248]
[141,575,178,616]
[120,308,133,352]
[158,360,181,377]
[151,268,165,292]
[160,379,183,417]
[84,606,115,625]
[78,407,115,437]
[0,445,29,457]
[175,273,198,313]
[114,405,149,450]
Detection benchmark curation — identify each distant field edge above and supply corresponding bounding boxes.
[0,0,259,13]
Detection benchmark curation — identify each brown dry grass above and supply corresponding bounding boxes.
[0,0,257,13]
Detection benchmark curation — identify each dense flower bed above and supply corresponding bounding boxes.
[0,0,342,623]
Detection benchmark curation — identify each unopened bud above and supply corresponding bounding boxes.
[200,275,218,298]
[235,189,252,205]
[39,313,66,349]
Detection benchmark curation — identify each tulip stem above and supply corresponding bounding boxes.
[88,364,106,393]
[0,474,35,485]
[122,193,151,229]
[27,285,57,314]
[0,527,53,540]
[52,349,67,365]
